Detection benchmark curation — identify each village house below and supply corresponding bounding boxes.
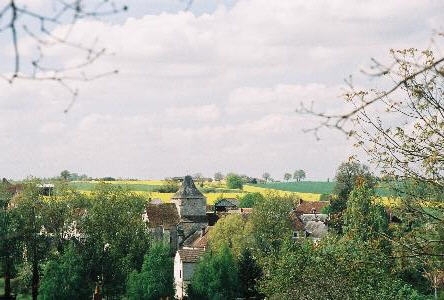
[290,199,329,240]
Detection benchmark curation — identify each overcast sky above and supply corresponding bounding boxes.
[0,0,443,180]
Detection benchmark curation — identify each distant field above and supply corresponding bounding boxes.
[244,185,322,201]
[254,181,395,197]
[70,181,162,192]
[255,181,335,195]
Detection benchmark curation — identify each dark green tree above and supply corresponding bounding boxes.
[39,243,90,300]
[239,192,265,208]
[81,183,151,298]
[13,181,51,300]
[126,243,174,300]
[188,245,239,300]
[328,160,374,233]
[226,173,243,189]
[283,173,292,181]
[293,169,306,182]
[238,248,263,299]
[60,170,71,181]
[0,180,19,298]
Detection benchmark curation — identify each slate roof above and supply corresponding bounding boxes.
[295,200,329,214]
[178,248,206,263]
[145,203,180,228]
[171,175,204,200]
[305,220,328,239]
[214,198,239,207]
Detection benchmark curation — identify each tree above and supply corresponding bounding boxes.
[293,169,306,182]
[299,42,444,296]
[261,238,423,299]
[39,243,90,300]
[239,192,265,208]
[81,183,151,298]
[283,173,292,181]
[188,245,239,300]
[250,193,294,260]
[208,214,251,257]
[214,172,224,181]
[238,248,263,299]
[60,170,71,181]
[193,173,204,187]
[262,172,271,182]
[0,180,19,298]
[12,180,52,300]
[328,160,374,233]
[126,243,174,300]
[226,173,243,189]
[343,181,389,243]
[0,1,127,110]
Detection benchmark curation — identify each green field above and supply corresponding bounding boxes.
[255,181,394,197]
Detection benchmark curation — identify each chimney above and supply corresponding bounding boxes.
[201,227,206,237]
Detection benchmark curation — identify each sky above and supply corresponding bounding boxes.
[0,0,443,180]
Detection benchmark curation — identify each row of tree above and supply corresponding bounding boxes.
[0,181,156,299]
[185,165,441,299]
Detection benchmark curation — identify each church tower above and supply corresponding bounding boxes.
[171,175,207,238]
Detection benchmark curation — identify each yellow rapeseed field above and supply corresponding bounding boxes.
[243,185,321,201]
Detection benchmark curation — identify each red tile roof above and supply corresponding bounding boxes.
[295,200,329,214]
[178,248,205,263]
[145,203,180,228]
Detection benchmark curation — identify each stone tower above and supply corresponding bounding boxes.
[171,175,207,239]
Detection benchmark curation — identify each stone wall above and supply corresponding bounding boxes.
[173,197,206,218]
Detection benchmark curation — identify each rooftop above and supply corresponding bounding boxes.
[145,203,180,227]
[178,248,206,263]
[295,199,329,215]
[171,175,205,200]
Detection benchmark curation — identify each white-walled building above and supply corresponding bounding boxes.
[174,248,205,299]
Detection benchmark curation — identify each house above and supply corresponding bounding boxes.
[291,199,330,240]
[174,248,206,299]
[144,202,180,254]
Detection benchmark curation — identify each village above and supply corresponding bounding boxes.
[0,0,443,299]
[144,175,329,299]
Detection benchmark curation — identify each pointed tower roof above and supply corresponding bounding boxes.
[171,175,204,199]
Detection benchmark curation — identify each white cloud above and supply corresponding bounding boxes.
[0,0,442,180]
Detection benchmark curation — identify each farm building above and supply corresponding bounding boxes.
[214,198,239,212]
[291,199,330,240]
